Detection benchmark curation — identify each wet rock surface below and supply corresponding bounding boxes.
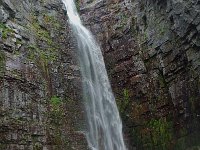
[0,0,87,149]
[79,0,200,149]
[1,0,200,149]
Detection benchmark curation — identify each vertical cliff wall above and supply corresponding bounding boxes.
[1,0,200,149]
[79,0,200,149]
[0,0,87,149]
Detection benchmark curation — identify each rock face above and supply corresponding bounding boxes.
[0,0,87,149]
[1,0,200,150]
[79,0,200,149]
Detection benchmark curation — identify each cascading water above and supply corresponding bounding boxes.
[62,0,127,150]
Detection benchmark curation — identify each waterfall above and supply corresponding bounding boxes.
[62,0,127,150]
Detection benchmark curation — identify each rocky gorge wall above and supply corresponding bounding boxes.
[0,0,200,150]
[79,0,200,150]
[0,0,88,149]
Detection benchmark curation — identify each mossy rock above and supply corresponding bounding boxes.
[0,51,5,76]
[133,118,174,150]
[0,23,14,39]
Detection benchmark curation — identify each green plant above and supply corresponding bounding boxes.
[0,23,14,39]
[27,14,58,66]
[117,89,130,115]
[145,118,173,150]
[50,96,62,106]
[27,44,57,64]
[49,96,63,124]
[43,14,61,30]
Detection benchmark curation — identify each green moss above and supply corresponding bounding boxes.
[147,118,173,149]
[27,44,57,64]
[27,14,58,65]
[0,144,7,149]
[27,44,57,95]
[43,14,61,30]
[28,14,54,45]
[16,38,23,45]
[134,118,174,150]
[44,96,65,147]
[32,22,52,45]
[48,96,64,125]
[117,89,130,115]
[0,23,14,39]
[75,0,80,11]
[10,70,22,80]
[26,14,58,94]
[50,96,62,106]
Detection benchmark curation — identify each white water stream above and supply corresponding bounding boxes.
[62,1,127,150]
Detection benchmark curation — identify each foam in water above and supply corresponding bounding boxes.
[62,0,127,150]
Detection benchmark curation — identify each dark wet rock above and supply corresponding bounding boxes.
[79,0,200,149]
[0,6,9,22]
[1,0,200,149]
[2,0,16,18]
[0,0,88,149]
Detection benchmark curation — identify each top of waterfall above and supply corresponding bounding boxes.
[62,0,81,25]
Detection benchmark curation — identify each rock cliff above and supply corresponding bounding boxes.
[0,0,87,149]
[0,0,200,150]
[79,0,200,149]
